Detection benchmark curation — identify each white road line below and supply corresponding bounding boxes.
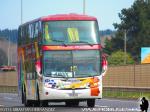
[101,99,138,103]
[4,97,13,100]
[95,105,108,107]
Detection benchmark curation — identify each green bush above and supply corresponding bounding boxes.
[108,50,134,65]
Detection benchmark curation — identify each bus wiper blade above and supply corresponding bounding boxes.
[71,41,93,46]
[45,74,52,77]
[85,74,94,77]
[77,74,94,77]
[51,39,67,46]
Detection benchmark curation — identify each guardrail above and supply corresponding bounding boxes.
[0,86,17,93]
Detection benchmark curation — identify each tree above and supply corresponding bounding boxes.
[104,32,124,58]
[108,50,134,65]
[104,38,112,55]
[105,0,150,63]
[0,29,18,43]
[0,49,8,66]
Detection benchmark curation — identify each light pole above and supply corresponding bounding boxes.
[124,30,127,65]
[83,0,86,15]
[7,37,10,66]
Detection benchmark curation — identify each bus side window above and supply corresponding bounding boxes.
[38,21,42,42]
[18,28,21,46]
[32,60,36,79]
[26,26,30,45]
[22,27,25,45]
[26,59,36,80]
[29,23,34,42]
[34,22,39,38]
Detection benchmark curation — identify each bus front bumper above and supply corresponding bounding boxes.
[40,87,102,100]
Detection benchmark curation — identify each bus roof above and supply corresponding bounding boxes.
[20,14,97,27]
[40,13,97,21]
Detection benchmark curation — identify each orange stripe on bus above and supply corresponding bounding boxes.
[42,45,101,51]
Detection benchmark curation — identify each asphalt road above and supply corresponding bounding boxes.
[0,93,149,112]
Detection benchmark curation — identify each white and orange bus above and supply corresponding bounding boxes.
[18,14,107,107]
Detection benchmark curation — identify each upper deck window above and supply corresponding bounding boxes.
[43,21,100,45]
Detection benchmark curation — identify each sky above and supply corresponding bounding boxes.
[0,0,135,30]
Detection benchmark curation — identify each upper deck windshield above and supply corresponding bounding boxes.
[43,21,100,45]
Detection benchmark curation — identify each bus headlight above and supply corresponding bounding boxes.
[44,79,56,88]
[44,82,56,88]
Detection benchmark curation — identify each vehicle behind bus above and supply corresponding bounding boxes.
[18,14,107,107]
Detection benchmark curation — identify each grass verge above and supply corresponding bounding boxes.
[103,90,150,99]
[0,86,18,93]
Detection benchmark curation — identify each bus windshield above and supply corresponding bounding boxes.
[43,50,100,78]
[43,21,100,45]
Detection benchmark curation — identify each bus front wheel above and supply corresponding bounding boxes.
[23,88,32,107]
[87,99,95,107]
[41,101,49,107]
[33,86,40,107]
[21,87,24,104]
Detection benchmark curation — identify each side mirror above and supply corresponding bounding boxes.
[35,60,42,81]
[101,53,108,76]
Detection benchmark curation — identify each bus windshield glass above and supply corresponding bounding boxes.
[43,21,100,45]
[43,50,100,78]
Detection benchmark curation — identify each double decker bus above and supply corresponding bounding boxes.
[18,14,107,107]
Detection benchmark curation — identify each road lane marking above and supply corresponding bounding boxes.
[95,105,108,107]
[4,97,13,100]
[0,105,4,107]
[100,99,138,103]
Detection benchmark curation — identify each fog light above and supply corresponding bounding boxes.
[45,92,49,95]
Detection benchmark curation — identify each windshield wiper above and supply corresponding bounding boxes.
[45,74,68,78]
[51,39,67,46]
[45,74,52,77]
[71,41,93,46]
[75,73,94,78]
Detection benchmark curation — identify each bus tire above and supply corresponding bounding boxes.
[21,87,24,104]
[24,87,32,107]
[41,101,49,107]
[34,100,40,107]
[87,99,95,107]
[34,86,40,107]
[65,101,71,106]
